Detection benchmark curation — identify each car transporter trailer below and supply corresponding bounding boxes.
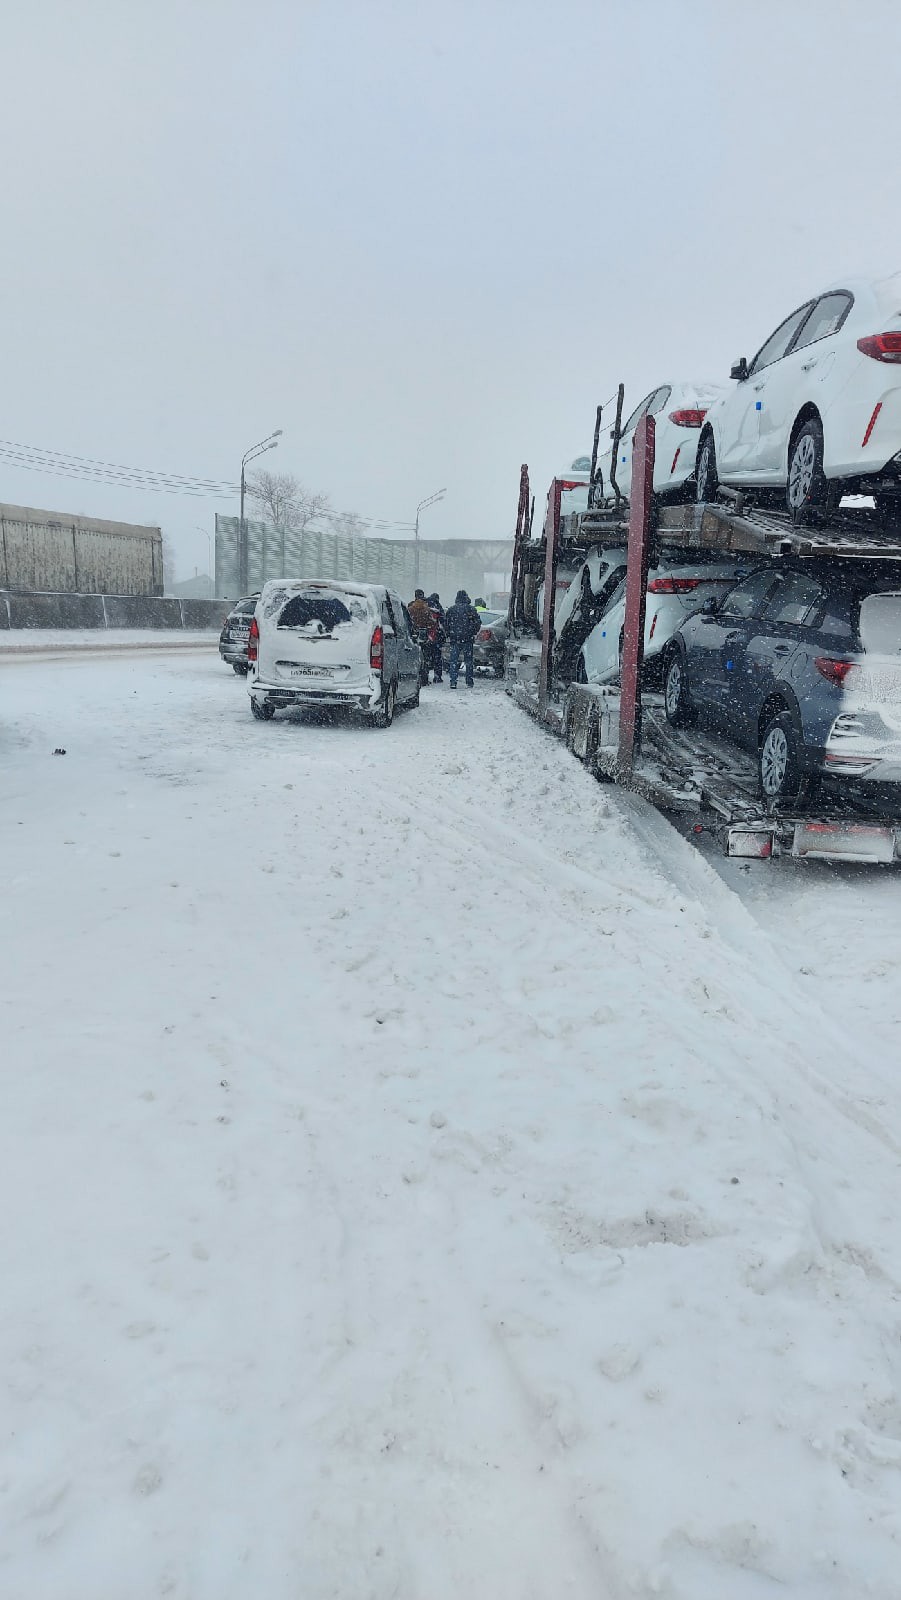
[505,408,901,865]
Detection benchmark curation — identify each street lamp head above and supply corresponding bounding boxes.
[271,429,283,438]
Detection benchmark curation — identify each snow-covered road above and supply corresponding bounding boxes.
[3,650,901,1600]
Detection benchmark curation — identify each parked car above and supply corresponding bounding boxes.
[247,579,421,727]
[553,547,631,681]
[696,272,901,520]
[576,550,745,685]
[536,559,585,626]
[219,593,260,673]
[472,609,508,676]
[595,380,726,503]
[662,557,901,801]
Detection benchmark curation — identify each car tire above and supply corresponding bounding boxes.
[233,662,248,676]
[696,433,718,503]
[372,681,396,728]
[787,417,827,524]
[251,698,275,721]
[663,649,695,727]
[758,711,807,804]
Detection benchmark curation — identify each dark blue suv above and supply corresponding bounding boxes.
[662,558,901,802]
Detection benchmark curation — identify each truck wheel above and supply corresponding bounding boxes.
[664,651,695,727]
[372,681,396,728]
[696,434,718,502]
[758,712,804,803]
[233,662,248,676]
[251,698,275,721]
[787,418,826,524]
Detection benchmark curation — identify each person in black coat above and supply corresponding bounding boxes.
[444,590,481,687]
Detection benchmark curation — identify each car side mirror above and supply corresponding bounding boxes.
[730,356,749,381]
[700,596,720,617]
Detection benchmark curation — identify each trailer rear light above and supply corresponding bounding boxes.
[668,408,708,428]
[861,402,883,448]
[647,577,702,594]
[477,628,493,641]
[857,332,901,362]
[246,617,259,662]
[370,625,383,671]
[727,825,774,859]
[814,656,857,686]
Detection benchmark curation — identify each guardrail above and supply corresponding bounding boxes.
[0,591,231,631]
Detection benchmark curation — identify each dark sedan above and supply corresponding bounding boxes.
[662,558,901,802]
[219,594,260,674]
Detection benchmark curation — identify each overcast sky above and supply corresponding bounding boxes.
[4,0,900,581]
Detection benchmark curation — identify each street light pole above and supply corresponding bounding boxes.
[413,488,446,589]
[238,429,283,593]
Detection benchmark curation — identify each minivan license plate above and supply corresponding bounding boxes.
[287,664,332,678]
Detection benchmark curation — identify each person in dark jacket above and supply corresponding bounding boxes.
[444,590,481,687]
[426,593,445,683]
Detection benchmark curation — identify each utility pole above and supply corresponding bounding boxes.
[239,430,282,593]
[413,488,446,588]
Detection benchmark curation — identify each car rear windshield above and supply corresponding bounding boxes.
[267,588,370,630]
[858,591,901,656]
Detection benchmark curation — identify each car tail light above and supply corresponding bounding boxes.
[247,617,259,662]
[668,408,708,428]
[814,656,857,686]
[477,628,492,641]
[647,577,703,594]
[856,332,901,363]
[370,625,383,670]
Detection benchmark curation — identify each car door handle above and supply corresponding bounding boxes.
[753,382,765,391]
[800,358,818,371]
[772,643,792,654]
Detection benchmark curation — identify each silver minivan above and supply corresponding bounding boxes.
[247,579,421,727]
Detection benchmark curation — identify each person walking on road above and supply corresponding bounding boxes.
[408,588,431,640]
[426,593,445,684]
[444,590,481,688]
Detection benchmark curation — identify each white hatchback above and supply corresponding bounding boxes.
[577,551,746,685]
[247,579,421,727]
[594,380,726,503]
[696,272,901,518]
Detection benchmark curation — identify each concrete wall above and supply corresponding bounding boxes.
[0,501,164,596]
[0,591,230,631]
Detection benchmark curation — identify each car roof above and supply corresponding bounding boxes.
[259,578,385,599]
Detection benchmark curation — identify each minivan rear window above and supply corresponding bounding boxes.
[274,589,369,630]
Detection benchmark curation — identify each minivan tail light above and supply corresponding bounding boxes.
[247,617,259,662]
[668,408,708,428]
[814,656,857,686]
[370,625,383,670]
[856,332,901,363]
[647,577,702,594]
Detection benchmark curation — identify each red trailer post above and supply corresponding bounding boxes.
[616,411,656,776]
[508,465,531,629]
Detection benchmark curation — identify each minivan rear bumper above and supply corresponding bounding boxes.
[250,675,380,711]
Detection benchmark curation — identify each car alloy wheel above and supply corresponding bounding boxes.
[696,436,717,503]
[788,435,816,509]
[786,418,826,523]
[760,724,789,795]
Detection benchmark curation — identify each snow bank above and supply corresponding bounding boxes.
[1,655,900,1598]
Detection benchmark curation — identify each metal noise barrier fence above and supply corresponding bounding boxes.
[215,516,480,603]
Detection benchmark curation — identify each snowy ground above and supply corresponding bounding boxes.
[2,648,901,1600]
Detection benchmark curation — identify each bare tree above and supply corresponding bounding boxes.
[247,470,331,532]
[328,509,366,540]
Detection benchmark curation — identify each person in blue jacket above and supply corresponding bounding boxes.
[444,590,481,688]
